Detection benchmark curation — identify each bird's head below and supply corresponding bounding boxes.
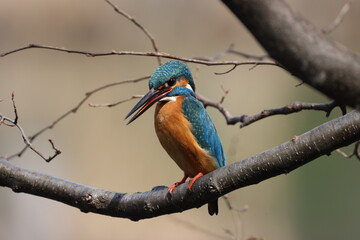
[125,61,195,124]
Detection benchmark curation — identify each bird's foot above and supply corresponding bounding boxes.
[168,174,188,192]
[187,172,204,190]
[168,182,181,193]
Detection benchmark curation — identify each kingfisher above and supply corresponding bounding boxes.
[125,61,226,215]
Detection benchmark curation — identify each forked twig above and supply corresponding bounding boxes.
[104,0,162,66]
[1,93,61,162]
[237,100,346,127]
[193,44,278,75]
[198,95,346,127]
[5,77,149,160]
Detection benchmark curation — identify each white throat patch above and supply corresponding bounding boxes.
[160,83,193,102]
[160,96,178,102]
[185,83,194,91]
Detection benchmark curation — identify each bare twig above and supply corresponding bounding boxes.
[194,44,269,62]
[192,44,278,75]
[215,60,283,74]
[1,94,61,162]
[192,46,233,62]
[198,95,346,127]
[89,95,142,108]
[295,81,305,87]
[228,48,268,61]
[215,65,238,75]
[238,101,346,128]
[5,76,149,160]
[11,92,18,124]
[336,141,360,160]
[323,0,352,34]
[0,44,280,69]
[219,86,230,104]
[104,0,161,66]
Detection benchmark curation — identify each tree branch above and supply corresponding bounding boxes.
[0,44,280,69]
[236,101,346,127]
[222,0,360,108]
[197,93,345,127]
[1,111,359,221]
[104,0,162,65]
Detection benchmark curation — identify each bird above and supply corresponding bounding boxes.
[125,61,226,215]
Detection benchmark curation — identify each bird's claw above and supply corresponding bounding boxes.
[187,172,204,190]
[168,182,181,193]
[168,174,189,192]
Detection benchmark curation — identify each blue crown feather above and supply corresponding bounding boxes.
[149,61,195,91]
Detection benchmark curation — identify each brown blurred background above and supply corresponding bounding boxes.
[1,0,360,239]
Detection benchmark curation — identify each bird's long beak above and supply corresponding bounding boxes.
[125,88,172,124]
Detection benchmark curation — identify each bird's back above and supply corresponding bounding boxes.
[181,94,226,168]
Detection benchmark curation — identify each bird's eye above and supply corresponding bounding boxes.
[165,77,177,88]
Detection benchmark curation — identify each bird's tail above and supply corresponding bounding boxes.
[208,199,219,216]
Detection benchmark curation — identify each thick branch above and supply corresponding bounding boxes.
[1,111,359,221]
[222,0,360,108]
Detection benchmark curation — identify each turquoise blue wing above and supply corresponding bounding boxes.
[181,95,226,168]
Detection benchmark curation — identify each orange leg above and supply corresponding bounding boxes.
[188,172,204,190]
[168,174,188,192]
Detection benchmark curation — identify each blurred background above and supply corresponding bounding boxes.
[0,0,359,239]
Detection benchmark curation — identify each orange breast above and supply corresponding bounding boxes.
[154,97,218,177]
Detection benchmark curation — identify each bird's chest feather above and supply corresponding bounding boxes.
[154,97,217,177]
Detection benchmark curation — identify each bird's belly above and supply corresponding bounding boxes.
[154,101,217,177]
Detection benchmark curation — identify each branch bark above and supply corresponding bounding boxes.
[222,0,360,108]
[1,111,359,221]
